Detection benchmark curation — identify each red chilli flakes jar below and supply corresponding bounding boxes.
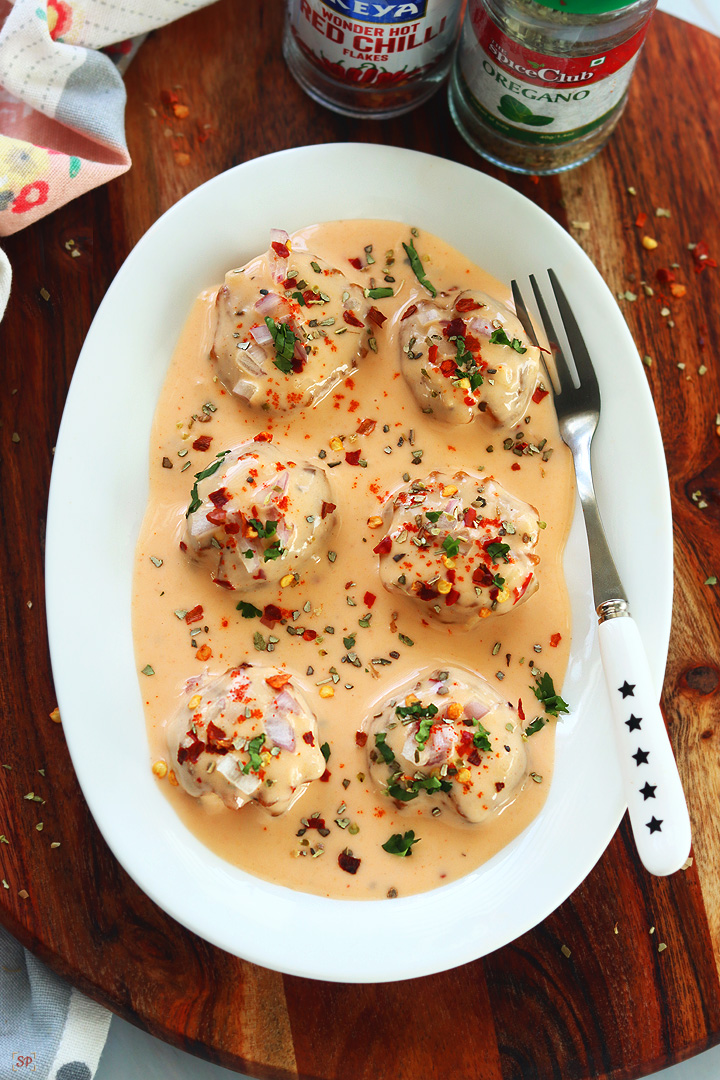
[448,0,658,174]
[283,0,467,119]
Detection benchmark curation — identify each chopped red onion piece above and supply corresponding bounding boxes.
[250,322,273,346]
[464,700,490,720]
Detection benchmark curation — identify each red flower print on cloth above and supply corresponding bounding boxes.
[47,1,73,41]
[12,181,50,215]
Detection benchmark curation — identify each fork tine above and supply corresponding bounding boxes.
[512,279,557,394]
[547,269,599,395]
[510,280,540,348]
[529,273,575,394]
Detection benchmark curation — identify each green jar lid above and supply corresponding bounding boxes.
[532,0,647,11]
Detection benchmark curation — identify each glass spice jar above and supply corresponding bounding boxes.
[283,0,467,119]
[448,0,658,174]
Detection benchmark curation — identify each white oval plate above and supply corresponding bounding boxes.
[45,144,672,983]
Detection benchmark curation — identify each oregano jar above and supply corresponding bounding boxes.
[448,0,658,174]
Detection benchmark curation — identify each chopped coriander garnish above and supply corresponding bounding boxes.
[185,450,231,517]
[394,701,438,751]
[237,601,263,619]
[248,517,278,540]
[532,672,570,717]
[382,830,420,857]
[473,722,492,752]
[263,540,285,562]
[425,510,442,523]
[402,239,437,298]
[442,534,460,559]
[374,732,395,764]
[321,742,331,762]
[524,716,546,737]
[365,286,394,299]
[265,316,299,374]
[489,328,527,353]
[398,633,414,647]
[486,541,510,562]
[241,734,266,774]
[389,774,452,801]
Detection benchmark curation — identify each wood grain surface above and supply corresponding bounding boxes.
[1,3,720,1078]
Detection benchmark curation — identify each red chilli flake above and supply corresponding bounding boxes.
[691,240,718,273]
[511,462,521,471]
[338,851,361,874]
[373,536,392,555]
[532,386,549,404]
[208,488,230,507]
[177,733,205,765]
[185,605,204,624]
[321,501,337,518]
[356,417,377,435]
[271,241,290,258]
[261,603,283,628]
[634,212,648,228]
[656,267,675,285]
[355,730,368,747]
[345,450,362,466]
[302,629,317,642]
[455,297,481,312]
[343,310,365,328]
[320,768,331,782]
[445,588,460,607]
[305,816,326,829]
[363,591,376,608]
[550,632,562,647]
[253,430,273,443]
[348,257,363,270]
[367,306,387,327]
[401,304,417,321]
[192,435,212,452]
[302,731,315,746]
[444,317,466,339]
[518,698,525,722]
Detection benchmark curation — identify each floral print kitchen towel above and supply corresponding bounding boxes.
[0,0,216,236]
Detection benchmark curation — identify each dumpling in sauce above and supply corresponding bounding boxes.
[374,470,539,628]
[399,289,541,426]
[366,667,528,825]
[169,664,326,816]
[182,440,336,590]
[211,230,371,413]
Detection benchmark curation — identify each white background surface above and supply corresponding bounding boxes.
[63,0,720,1077]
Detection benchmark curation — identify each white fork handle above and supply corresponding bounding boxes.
[598,615,691,876]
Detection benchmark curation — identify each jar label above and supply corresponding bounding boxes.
[289,0,462,86]
[457,0,650,144]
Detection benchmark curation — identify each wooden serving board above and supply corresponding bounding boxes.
[1,3,719,1077]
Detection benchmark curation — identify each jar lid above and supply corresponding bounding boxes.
[532,0,647,11]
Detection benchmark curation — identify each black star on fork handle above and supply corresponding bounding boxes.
[597,610,691,875]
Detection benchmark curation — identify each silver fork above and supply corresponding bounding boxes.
[512,271,691,877]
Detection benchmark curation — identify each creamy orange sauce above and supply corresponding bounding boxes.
[133,220,575,899]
